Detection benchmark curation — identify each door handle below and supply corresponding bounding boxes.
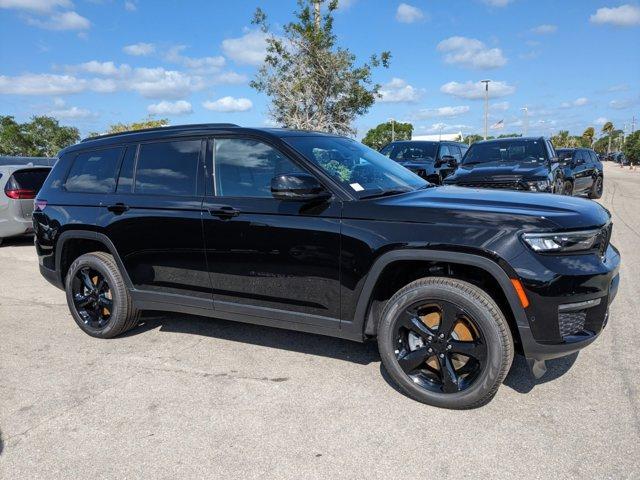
[107,203,129,214]
[208,205,240,219]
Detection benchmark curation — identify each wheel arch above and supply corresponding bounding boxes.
[56,230,134,290]
[348,250,529,347]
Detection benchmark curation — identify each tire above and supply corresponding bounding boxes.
[377,277,513,409]
[588,176,603,199]
[553,177,564,194]
[65,251,139,338]
[563,180,573,196]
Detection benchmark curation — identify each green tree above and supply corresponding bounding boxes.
[107,117,169,134]
[464,134,485,145]
[497,133,522,139]
[551,130,571,148]
[361,121,412,150]
[582,127,595,147]
[622,130,640,165]
[0,115,79,157]
[251,0,390,135]
[602,121,615,153]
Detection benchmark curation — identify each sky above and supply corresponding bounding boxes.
[1,0,639,139]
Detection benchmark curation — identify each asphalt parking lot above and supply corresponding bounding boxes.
[1,162,638,479]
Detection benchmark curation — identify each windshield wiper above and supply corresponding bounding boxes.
[360,188,413,199]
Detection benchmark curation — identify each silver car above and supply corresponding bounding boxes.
[0,165,51,245]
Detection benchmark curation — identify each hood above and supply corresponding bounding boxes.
[445,161,549,184]
[355,185,610,230]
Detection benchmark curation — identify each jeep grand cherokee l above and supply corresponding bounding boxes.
[34,124,620,409]
[556,148,604,198]
[444,137,568,194]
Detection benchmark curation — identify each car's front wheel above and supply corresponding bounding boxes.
[65,251,139,338]
[377,277,513,409]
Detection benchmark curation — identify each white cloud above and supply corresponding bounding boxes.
[609,98,637,109]
[440,80,516,99]
[491,101,510,111]
[531,24,557,34]
[437,36,507,69]
[560,97,589,108]
[202,96,253,112]
[49,105,95,119]
[395,3,425,23]
[594,117,609,125]
[0,0,71,12]
[221,30,268,66]
[590,4,640,27]
[124,1,136,12]
[0,73,85,94]
[608,83,629,92]
[69,60,131,76]
[417,122,471,134]
[414,106,470,119]
[212,71,248,85]
[378,78,422,103]
[147,100,193,115]
[165,45,225,73]
[127,67,205,99]
[123,42,155,56]
[481,0,513,7]
[27,10,90,30]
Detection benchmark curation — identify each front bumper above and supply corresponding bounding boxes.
[510,243,620,376]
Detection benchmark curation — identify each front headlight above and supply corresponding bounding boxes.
[527,180,549,191]
[522,230,600,253]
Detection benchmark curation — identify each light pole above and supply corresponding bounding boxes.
[521,107,529,136]
[481,80,491,140]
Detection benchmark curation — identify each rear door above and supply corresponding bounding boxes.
[98,138,211,307]
[572,150,590,192]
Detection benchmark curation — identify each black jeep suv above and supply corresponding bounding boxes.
[34,124,620,409]
[380,140,467,184]
[556,148,604,198]
[444,137,568,194]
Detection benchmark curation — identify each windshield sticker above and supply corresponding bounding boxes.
[350,182,364,192]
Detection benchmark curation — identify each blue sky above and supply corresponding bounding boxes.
[1,0,639,139]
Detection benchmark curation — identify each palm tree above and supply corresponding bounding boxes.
[602,122,614,153]
[582,127,595,147]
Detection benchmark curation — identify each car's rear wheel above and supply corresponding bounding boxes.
[65,252,139,338]
[589,176,603,199]
[377,277,513,409]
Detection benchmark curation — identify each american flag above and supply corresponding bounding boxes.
[490,119,505,130]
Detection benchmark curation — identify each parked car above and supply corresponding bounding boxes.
[555,148,604,198]
[379,140,467,184]
[444,137,568,194]
[34,124,620,409]
[0,165,51,245]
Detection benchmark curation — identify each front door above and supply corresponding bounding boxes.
[99,138,211,305]
[201,137,342,328]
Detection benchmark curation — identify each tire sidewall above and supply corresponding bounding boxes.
[65,254,126,338]
[378,282,508,409]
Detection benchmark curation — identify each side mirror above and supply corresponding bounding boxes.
[271,173,331,202]
[436,155,456,168]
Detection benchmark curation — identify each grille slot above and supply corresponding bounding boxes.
[457,182,525,190]
[558,311,587,337]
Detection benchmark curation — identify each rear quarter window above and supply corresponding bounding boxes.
[9,169,51,191]
[64,147,123,193]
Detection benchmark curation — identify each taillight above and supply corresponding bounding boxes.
[5,189,36,199]
[34,199,48,211]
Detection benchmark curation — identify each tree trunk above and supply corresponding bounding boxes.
[608,134,612,154]
[314,1,321,31]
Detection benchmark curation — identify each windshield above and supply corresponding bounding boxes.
[285,136,427,198]
[380,142,438,163]
[462,140,547,165]
[556,149,574,161]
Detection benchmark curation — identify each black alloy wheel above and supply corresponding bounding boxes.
[563,180,573,196]
[394,301,486,394]
[71,267,114,330]
[589,176,603,199]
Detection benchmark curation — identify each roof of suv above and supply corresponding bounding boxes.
[68,123,340,156]
[472,136,546,145]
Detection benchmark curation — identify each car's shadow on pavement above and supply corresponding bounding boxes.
[125,312,381,365]
[0,235,34,247]
[125,312,578,397]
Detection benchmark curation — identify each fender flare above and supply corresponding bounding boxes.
[55,230,134,290]
[344,249,529,338]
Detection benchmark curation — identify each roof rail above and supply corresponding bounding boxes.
[81,123,240,142]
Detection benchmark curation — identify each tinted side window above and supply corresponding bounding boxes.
[439,144,451,158]
[135,140,201,196]
[449,145,462,162]
[214,138,305,198]
[9,169,50,191]
[65,147,123,193]
[116,145,137,193]
[589,151,599,164]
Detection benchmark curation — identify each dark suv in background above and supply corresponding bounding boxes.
[444,137,568,194]
[556,148,604,198]
[35,124,619,409]
[380,140,467,184]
